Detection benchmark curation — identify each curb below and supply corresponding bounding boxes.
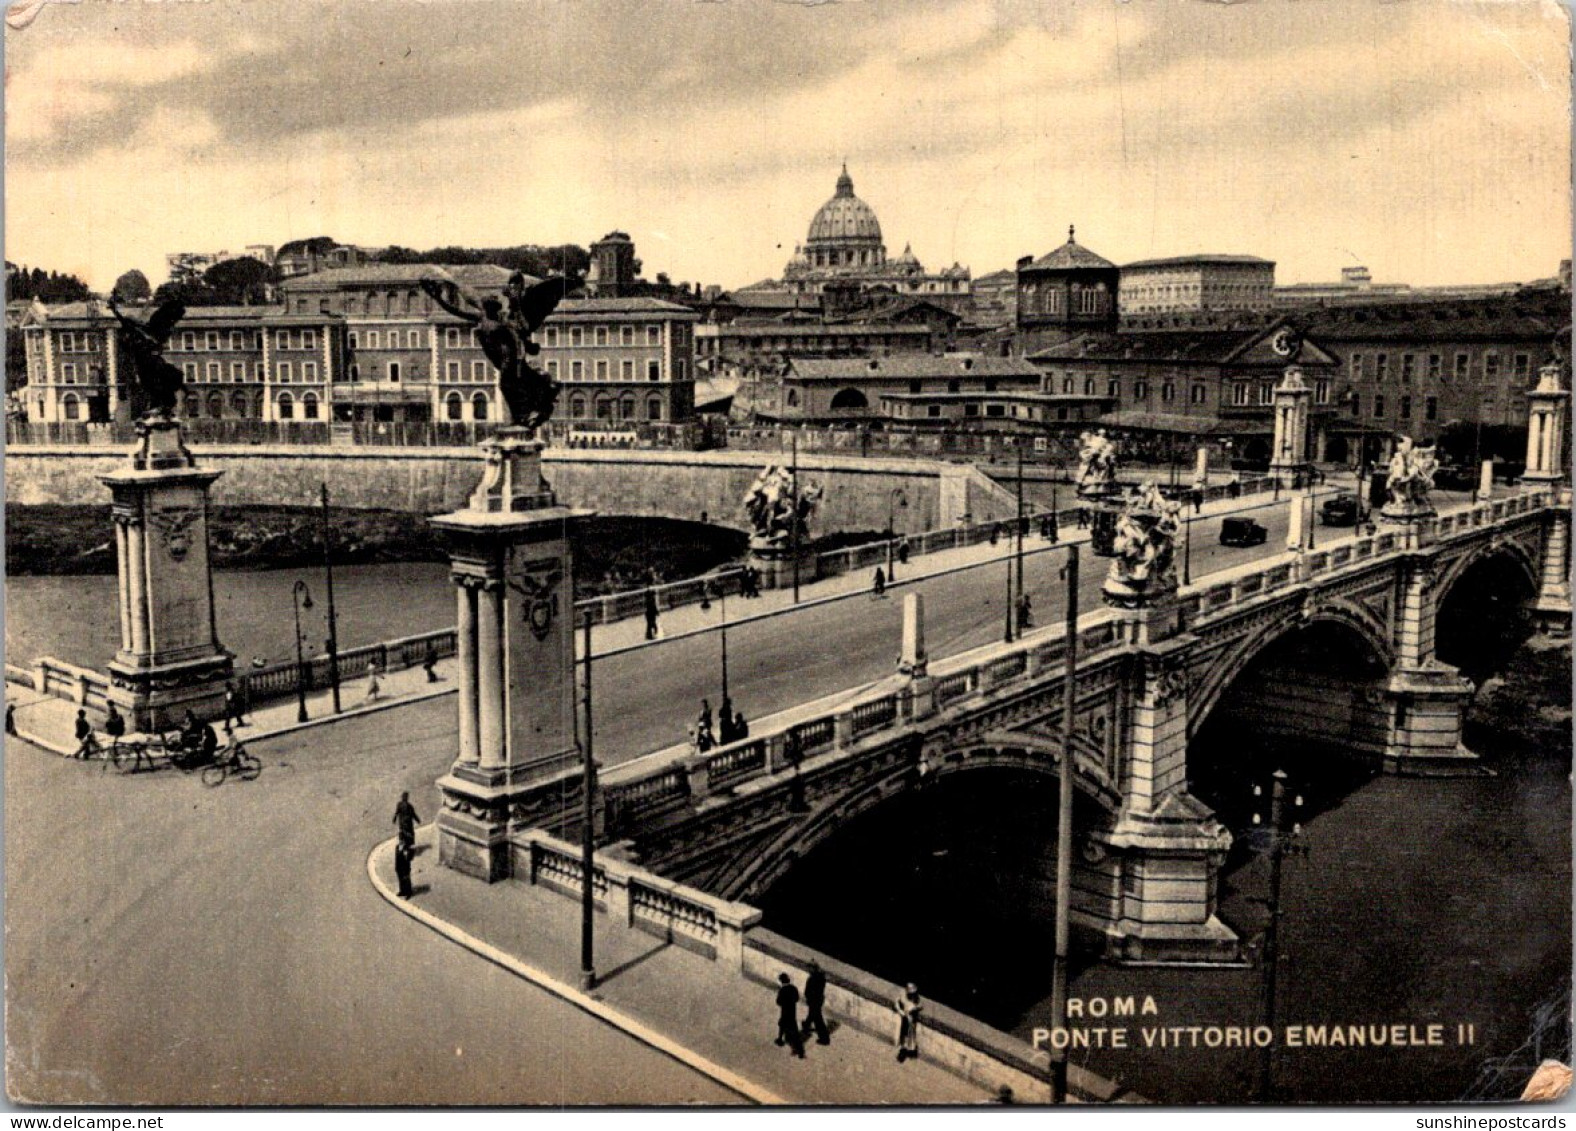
[365,835,785,1106]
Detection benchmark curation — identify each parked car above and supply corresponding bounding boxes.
[1321,493,1363,526]
[1433,464,1478,492]
[1219,517,1268,547]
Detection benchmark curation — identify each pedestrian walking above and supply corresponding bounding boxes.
[698,698,714,739]
[1191,486,1205,514]
[644,587,661,640]
[732,709,749,742]
[895,983,923,1062]
[1016,592,1033,632]
[393,790,420,849]
[394,840,414,899]
[364,660,382,704]
[222,680,247,730]
[871,566,887,598]
[775,973,806,1058]
[1076,507,1089,530]
[423,641,441,683]
[4,703,15,736]
[718,695,735,744]
[989,524,1000,546]
[802,961,831,1046]
[104,701,126,760]
[696,717,715,753]
[741,566,761,599]
[896,537,910,566]
[72,708,98,760]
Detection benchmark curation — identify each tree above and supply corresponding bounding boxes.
[5,264,91,304]
[203,257,276,305]
[111,269,152,304]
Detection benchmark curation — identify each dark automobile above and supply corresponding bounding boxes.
[1219,517,1268,547]
[1321,493,1363,526]
[1433,464,1478,492]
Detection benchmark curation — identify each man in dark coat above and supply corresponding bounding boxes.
[393,791,420,849]
[774,973,806,1057]
[802,961,831,1045]
[104,702,126,760]
[222,681,247,730]
[72,709,96,760]
[644,588,661,640]
[394,841,414,899]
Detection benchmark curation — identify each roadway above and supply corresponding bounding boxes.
[4,720,741,1105]
[588,489,1325,767]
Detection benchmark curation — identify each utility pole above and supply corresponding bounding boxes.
[580,612,597,991]
[1015,443,1026,603]
[320,483,342,714]
[791,431,801,605]
[1050,543,1080,1103]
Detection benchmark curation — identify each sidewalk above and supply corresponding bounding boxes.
[3,479,1312,758]
[368,827,993,1105]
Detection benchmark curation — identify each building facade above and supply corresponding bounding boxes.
[21,267,699,428]
[766,354,1044,424]
[1015,227,1121,352]
[1118,255,1276,316]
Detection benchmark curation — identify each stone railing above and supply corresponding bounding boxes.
[513,829,761,966]
[22,656,113,713]
[596,606,1130,838]
[741,927,1135,1104]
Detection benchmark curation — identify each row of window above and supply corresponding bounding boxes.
[563,393,666,422]
[545,358,680,382]
[1350,394,1441,421]
[349,328,430,350]
[1019,284,1110,317]
[1349,350,1532,384]
[174,329,317,352]
[543,324,669,348]
[55,331,101,353]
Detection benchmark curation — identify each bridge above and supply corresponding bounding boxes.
[502,482,1570,966]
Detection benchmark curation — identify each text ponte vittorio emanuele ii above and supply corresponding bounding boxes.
[1030,996,1476,1051]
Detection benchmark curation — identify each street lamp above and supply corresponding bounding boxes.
[887,488,908,579]
[320,483,342,714]
[291,580,314,724]
[1246,768,1309,1103]
[711,575,730,703]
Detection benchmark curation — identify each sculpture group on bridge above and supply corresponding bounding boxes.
[1383,434,1439,520]
[1102,482,1182,608]
[421,273,577,431]
[742,465,824,550]
[108,298,188,420]
[1076,429,1119,499]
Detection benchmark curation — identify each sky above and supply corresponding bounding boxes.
[4,0,1571,293]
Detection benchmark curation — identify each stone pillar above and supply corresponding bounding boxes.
[1103,643,1238,964]
[1478,460,1495,500]
[100,420,233,730]
[1523,365,1568,483]
[455,580,480,765]
[1269,366,1312,476]
[1382,554,1477,774]
[899,592,927,677]
[432,429,594,883]
[1531,493,1573,636]
[1193,446,1209,485]
[1286,489,1308,552]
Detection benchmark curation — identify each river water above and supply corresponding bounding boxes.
[6,562,455,673]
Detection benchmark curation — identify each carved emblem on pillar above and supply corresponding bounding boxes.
[509,559,565,642]
[150,506,200,562]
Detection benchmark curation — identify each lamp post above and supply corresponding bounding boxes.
[790,432,801,604]
[1049,542,1080,1103]
[320,483,342,715]
[291,580,313,724]
[580,612,598,991]
[1247,768,1308,1103]
[715,576,730,703]
[887,488,908,579]
[1183,508,1194,585]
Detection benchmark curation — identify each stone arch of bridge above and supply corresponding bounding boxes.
[724,732,1119,903]
[1187,616,1393,829]
[1189,604,1395,739]
[1434,534,1541,615]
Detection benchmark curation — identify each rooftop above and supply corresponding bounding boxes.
[280,264,450,288]
[1122,255,1275,271]
[788,355,1040,381]
[551,297,697,317]
[1023,227,1117,273]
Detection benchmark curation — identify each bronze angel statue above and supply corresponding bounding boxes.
[421,272,577,430]
[108,298,187,419]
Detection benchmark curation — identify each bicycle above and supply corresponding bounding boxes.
[201,740,261,787]
[110,730,181,775]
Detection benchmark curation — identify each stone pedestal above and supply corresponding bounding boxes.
[431,429,594,882]
[1381,663,1479,775]
[1523,364,1569,484]
[1380,493,1437,527]
[1530,490,1572,636]
[1080,490,1122,557]
[746,537,815,591]
[100,419,232,730]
